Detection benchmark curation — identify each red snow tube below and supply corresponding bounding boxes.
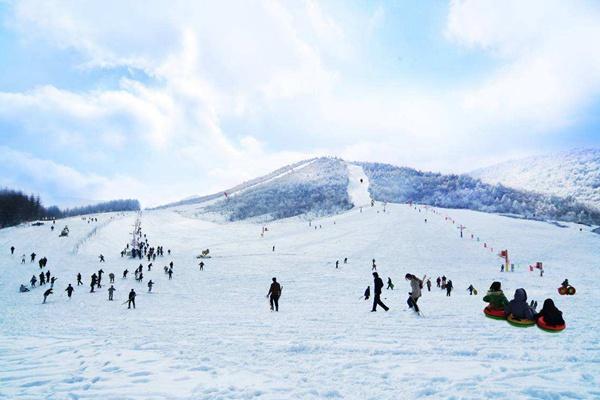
[537,316,565,332]
[484,306,506,320]
[558,287,567,295]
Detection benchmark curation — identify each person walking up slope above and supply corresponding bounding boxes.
[371,272,389,312]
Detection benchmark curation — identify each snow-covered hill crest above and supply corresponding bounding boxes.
[471,149,600,210]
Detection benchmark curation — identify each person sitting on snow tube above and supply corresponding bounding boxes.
[483,281,508,310]
[504,288,536,320]
[535,299,565,327]
[561,279,570,289]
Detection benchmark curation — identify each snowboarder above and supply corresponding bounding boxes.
[108,285,116,301]
[123,269,128,279]
[30,275,37,287]
[65,284,74,298]
[371,272,388,312]
[148,280,154,292]
[109,273,115,283]
[10,246,14,255]
[127,289,136,309]
[199,261,204,271]
[426,279,432,292]
[267,277,282,311]
[446,280,453,296]
[20,284,29,293]
[42,288,53,303]
[387,277,394,290]
[405,274,424,313]
[467,284,475,295]
[77,273,82,286]
[363,286,370,300]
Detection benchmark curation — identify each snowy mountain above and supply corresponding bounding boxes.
[161,157,600,225]
[471,148,600,210]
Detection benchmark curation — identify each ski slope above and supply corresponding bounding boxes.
[346,163,372,208]
[0,204,599,399]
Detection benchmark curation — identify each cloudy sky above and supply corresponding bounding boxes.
[1,0,600,207]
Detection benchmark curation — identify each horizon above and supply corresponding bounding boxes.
[2,1,600,207]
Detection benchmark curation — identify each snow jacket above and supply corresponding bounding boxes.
[268,282,281,297]
[536,299,565,326]
[374,277,384,295]
[483,290,508,309]
[504,288,535,320]
[409,278,422,299]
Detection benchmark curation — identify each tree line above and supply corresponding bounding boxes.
[0,188,140,228]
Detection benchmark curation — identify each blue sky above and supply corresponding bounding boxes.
[1,0,600,207]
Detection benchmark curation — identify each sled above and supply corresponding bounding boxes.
[484,306,506,320]
[507,314,535,327]
[558,286,576,295]
[536,316,565,332]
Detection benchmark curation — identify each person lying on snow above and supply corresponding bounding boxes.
[483,281,508,310]
[504,288,537,320]
[536,299,565,326]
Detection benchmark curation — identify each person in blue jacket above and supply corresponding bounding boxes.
[504,288,537,320]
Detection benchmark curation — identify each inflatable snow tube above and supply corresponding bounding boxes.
[537,316,565,332]
[567,287,576,295]
[484,306,506,320]
[507,314,536,327]
[558,287,567,295]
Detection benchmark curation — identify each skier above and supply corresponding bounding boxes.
[363,286,370,300]
[371,272,389,312]
[436,277,441,288]
[199,261,204,271]
[108,285,116,301]
[65,284,74,298]
[30,275,37,287]
[123,269,128,279]
[426,279,432,292]
[405,274,424,314]
[467,284,475,295]
[148,280,154,292]
[99,254,105,262]
[10,246,14,255]
[167,268,173,280]
[127,289,136,309]
[77,273,83,286]
[109,272,115,283]
[387,277,394,290]
[266,277,282,311]
[42,288,53,303]
[446,280,453,296]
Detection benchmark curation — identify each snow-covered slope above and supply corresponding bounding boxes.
[1,204,599,399]
[472,149,600,210]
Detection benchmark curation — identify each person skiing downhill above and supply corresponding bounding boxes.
[65,284,74,298]
[267,277,282,311]
[371,272,388,312]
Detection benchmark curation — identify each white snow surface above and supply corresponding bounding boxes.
[1,205,599,399]
[346,163,371,208]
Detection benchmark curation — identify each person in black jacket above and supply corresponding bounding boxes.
[267,277,282,311]
[65,284,74,298]
[128,289,136,309]
[371,272,389,312]
[77,273,82,286]
[535,299,564,326]
[42,288,53,303]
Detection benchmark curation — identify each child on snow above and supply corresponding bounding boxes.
[504,288,537,320]
[535,299,565,326]
[483,281,508,310]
